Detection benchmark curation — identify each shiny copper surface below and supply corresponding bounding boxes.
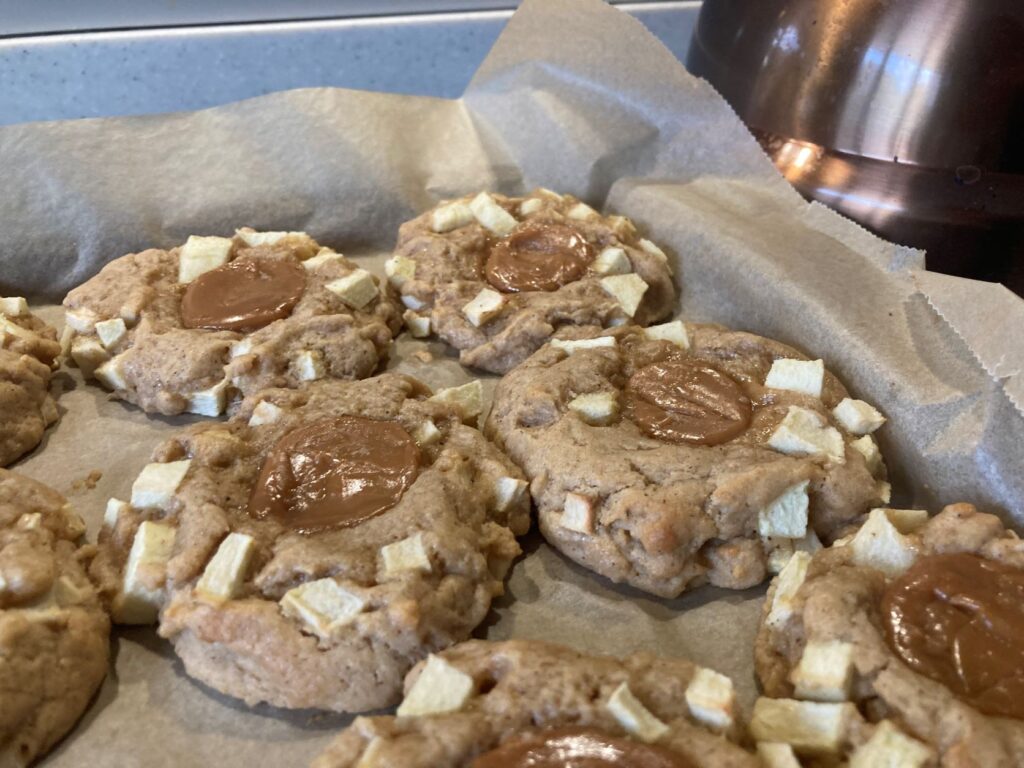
[687,0,1024,291]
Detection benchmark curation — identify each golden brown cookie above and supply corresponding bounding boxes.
[753,503,1024,766]
[91,373,530,712]
[387,190,676,373]
[313,639,758,768]
[0,469,109,766]
[487,324,889,598]
[0,298,61,466]
[63,229,401,416]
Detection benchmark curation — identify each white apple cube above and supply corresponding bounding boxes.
[848,720,933,768]
[561,493,595,534]
[431,201,475,233]
[0,297,29,317]
[606,682,669,743]
[792,640,856,702]
[768,406,845,463]
[403,310,431,338]
[195,532,255,603]
[600,273,648,317]
[832,398,885,435]
[765,359,825,398]
[566,202,598,220]
[850,435,883,475]
[469,193,517,236]
[385,255,417,288]
[248,400,284,427]
[94,317,128,350]
[519,197,543,216]
[550,336,616,354]
[462,288,505,327]
[766,551,812,630]
[643,321,689,348]
[493,476,528,512]
[178,235,233,283]
[326,269,379,310]
[397,654,475,717]
[685,667,736,731]
[757,742,801,768]
[131,459,191,510]
[592,247,632,275]
[430,380,483,420]
[303,247,344,270]
[568,391,619,426]
[294,350,326,382]
[280,578,365,638]
[750,698,855,755]
[381,533,432,576]
[850,509,917,577]
[759,481,810,539]
[186,378,229,417]
[117,521,176,625]
[70,336,111,377]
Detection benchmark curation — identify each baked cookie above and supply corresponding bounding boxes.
[387,189,676,373]
[0,469,110,766]
[752,503,1024,766]
[90,373,530,712]
[486,323,889,598]
[313,639,757,768]
[0,298,61,466]
[63,229,401,416]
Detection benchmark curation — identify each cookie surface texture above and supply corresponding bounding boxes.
[388,190,676,373]
[0,469,110,766]
[753,502,1024,765]
[313,639,757,768]
[0,300,61,466]
[63,229,401,416]
[90,373,530,712]
[486,324,889,597]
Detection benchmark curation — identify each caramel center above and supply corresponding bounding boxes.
[247,416,419,533]
[485,222,594,293]
[181,258,306,332]
[882,552,1024,720]
[624,359,752,446]
[470,728,693,768]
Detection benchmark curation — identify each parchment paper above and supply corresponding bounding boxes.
[2,1,1022,765]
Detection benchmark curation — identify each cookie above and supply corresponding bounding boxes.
[0,298,61,466]
[387,190,676,373]
[90,373,530,712]
[312,639,757,768]
[752,503,1024,766]
[486,323,889,598]
[63,229,402,416]
[0,469,110,766]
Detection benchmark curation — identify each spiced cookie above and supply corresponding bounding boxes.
[313,639,757,768]
[90,373,530,712]
[0,469,110,766]
[752,503,1024,766]
[486,323,889,598]
[387,190,676,373]
[0,298,61,467]
[63,229,401,416]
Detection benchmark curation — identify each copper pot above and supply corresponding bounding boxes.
[687,0,1024,292]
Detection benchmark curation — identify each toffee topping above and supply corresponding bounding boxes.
[248,416,419,533]
[485,222,594,293]
[181,258,306,332]
[470,728,693,768]
[624,359,752,446]
[882,552,1024,720]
